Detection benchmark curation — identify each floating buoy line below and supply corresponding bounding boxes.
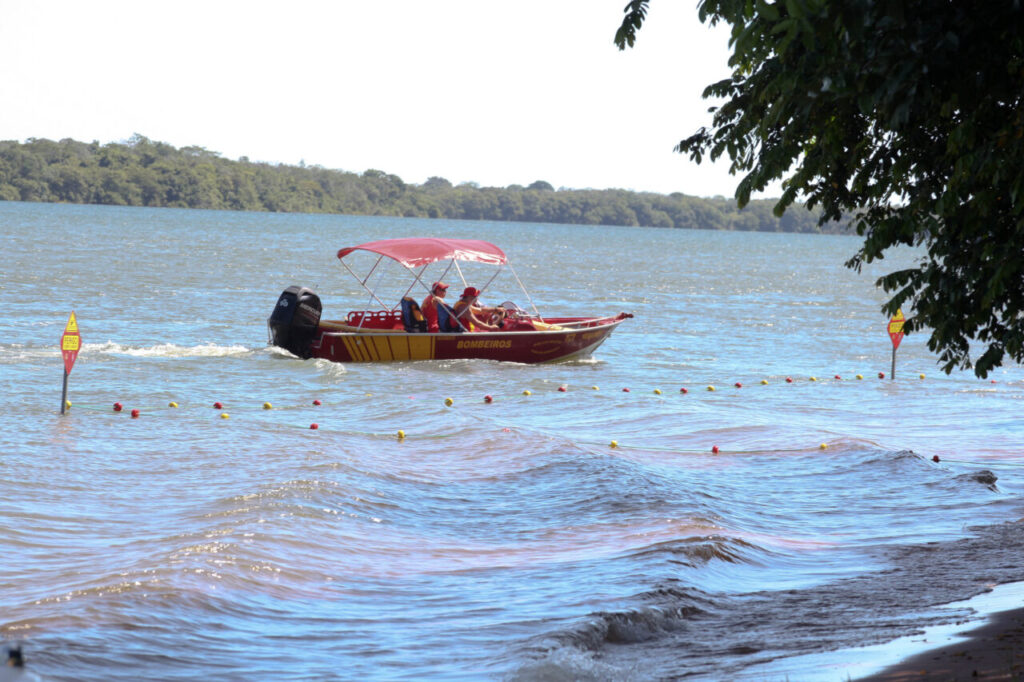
[55,370,1023,467]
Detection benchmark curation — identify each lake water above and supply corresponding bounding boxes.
[2,201,1023,681]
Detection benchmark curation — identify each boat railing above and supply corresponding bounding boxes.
[542,315,625,330]
[331,310,627,334]
[346,310,403,329]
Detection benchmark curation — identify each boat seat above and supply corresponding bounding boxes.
[400,297,427,333]
[436,302,465,333]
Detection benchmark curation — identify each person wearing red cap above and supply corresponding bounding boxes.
[421,281,449,332]
[452,286,503,332]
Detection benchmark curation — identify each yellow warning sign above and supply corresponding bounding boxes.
[888,309,905,349]
[887,310,904,335]
[61,311,81,374]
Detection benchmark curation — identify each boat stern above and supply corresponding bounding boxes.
[268,286,322,358]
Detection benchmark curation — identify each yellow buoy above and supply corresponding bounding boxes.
[810,376,818,382]
[591,386,599,390]
[819,443,828,450]
[760,379,768,385]
[653,388,662,395]
[397,430,405,439]
[856,374,864,380]
[65,400,72,409]
[444,397,453,407]
[610,440,618,448]
[707,385,716,392]
[263,402,273,410]
[919,373,926,379]
[523,390,532,396]
[168,401,178,408]
[220,413,229,419]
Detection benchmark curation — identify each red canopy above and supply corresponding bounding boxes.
[337,238,507,268]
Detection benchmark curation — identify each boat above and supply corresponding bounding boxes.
[267,237,631,364]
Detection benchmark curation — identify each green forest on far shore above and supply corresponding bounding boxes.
[0,135,847,233]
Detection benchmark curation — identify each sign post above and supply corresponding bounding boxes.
[887,309,905,380]
[60,312,81,414]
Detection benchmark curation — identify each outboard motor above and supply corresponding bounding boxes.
[268,286,322,359]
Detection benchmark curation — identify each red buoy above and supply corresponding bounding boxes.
[734,382,742,388]
[484,395,493,403]
[932,455,940,463]
[834,374,842,380]
[130,409,140,418]
[785,377,793,383]
[113,402,123,412]
[312,399,322,406]
[622,388,630,392]
[878,372,885,379]
[557,385,567,392]
[680,387,688,394]
[213,401,223,409]
[310,423,319,430]
[711,445,719,454]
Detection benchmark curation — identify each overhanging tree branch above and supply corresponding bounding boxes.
[619,0,1024,377]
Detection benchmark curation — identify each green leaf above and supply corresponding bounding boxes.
[755,0,780,22]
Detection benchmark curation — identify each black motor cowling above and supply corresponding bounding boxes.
[268,286,322,359]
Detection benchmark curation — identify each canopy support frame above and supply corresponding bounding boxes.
[336,238,543,327]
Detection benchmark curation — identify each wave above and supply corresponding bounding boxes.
[85,341,254,358]
[953,469,999,490]
[520,587,717,663]
[517,515,1024,680]
[857,448,923,466]
[625,535,762,566]
[0,340,256,361]
[311,356,349,376]
[848,450,1003,493]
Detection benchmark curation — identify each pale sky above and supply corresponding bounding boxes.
[1,1,773,198]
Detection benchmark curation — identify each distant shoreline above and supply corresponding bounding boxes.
[0,135,850,234]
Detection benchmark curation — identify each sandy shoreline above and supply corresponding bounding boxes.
[858,606,1024,681]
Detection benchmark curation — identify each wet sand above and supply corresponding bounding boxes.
[859,606,1024,681]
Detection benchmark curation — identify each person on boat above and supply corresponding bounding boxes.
[421,281,449,332]
[452,286,503,332]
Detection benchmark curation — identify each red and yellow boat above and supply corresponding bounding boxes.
[268,238,631,364]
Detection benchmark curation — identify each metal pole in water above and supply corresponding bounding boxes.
[60,369,68,415]
[59,311,80,414]
[891,347,896,380]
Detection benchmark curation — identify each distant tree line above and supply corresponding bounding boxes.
[0,135,848,233]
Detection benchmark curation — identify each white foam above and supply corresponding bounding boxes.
[510,647,637,681]
[312,357,348,376]
[85,341,253,358]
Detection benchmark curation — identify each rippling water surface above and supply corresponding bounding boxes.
[2,202,1023,680]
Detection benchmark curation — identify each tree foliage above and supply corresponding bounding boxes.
[617,0,1024,377]
[0,134,844,234]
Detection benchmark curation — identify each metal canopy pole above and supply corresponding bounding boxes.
[452,260,468,290]
[478,265,502,297]
[340,255,390,328]
[398,264,425,306]
[507,263,544,322]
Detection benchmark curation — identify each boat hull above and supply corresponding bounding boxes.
[309,316,626,364]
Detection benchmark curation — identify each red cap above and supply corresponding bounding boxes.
[432,281,449,293]
[462,286,480,298]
